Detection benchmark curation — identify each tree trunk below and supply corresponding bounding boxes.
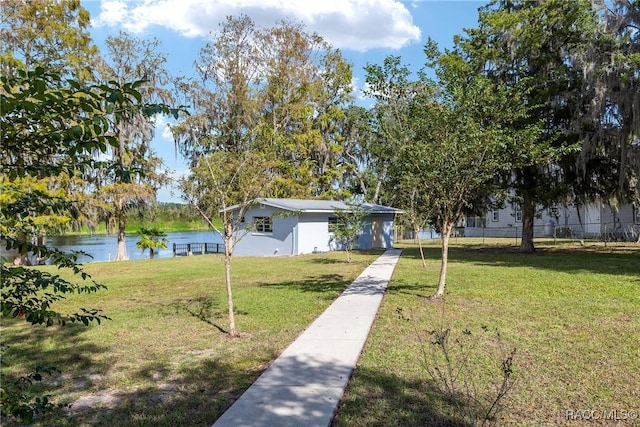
[372,163,388,204]
[114,215,128,261]
[16,232,32,266]
[520,192,536,253]
[416,226,426,268]
[224,224,237,337]
[436,220,454,297]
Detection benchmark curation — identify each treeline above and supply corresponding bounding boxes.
[50,203,209,235]
[127,203,209,233]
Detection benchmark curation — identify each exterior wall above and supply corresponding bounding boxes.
[297,213,333,254]
[362,214,396,248]
[356,218,372,249]
[381,214,397,248]
[232,205,297,256]
[348,214,396,249]
[464,200,638,239]
[600,204,638,234]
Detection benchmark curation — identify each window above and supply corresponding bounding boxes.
[328,216,338,232]
[635,206,640,224]
[514,204,522,222]
[466,216,485,228]
[253,216,272,233]
[491,210,499,222]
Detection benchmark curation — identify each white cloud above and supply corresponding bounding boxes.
[152,115,175,142]
[92,0,421,51]
[92,0,128,26]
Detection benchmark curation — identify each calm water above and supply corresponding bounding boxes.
[46,231,223,263]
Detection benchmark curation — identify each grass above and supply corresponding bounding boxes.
[1,250,382,426]
[332,239,640,426]
[3,239,639,426]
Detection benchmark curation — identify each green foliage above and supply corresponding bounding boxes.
[136,227,168,258]
[459,0,602,251]
[0,0,97,80]
[0,361,61,424]
[0,239,108,326]
[174,15,355,200]
[332,201,368,263]
[367,49,536,294]
[363,56,420,206]
[0,65,178,423]
[1,68,112,180]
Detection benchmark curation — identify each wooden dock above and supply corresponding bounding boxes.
[172,242,224,256]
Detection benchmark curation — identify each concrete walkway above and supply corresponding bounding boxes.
[212,249,403,427]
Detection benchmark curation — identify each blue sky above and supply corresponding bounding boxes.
[81,0,487,202]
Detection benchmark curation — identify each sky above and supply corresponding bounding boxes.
[81,0,487,202]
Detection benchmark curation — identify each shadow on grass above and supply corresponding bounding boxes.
[1,318,114,426]
[397,244,640,280]
[332,365,470,427]
[308,249,385,265]
[1,320,109,372]
[257,274,350,297]
[62,357,260,427]
[1,319,264,427]
[164,296,251,333]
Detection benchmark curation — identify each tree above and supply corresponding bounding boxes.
[175,15,355,199]
[173,15,353,335]
[136,227,168,258]
[1,64,180,423]
[180,152,274,337]
[0,0,102,243]
[367,47,535,297]
[363,56,419,206]
[460,0,599,252]
[340,105,378,198]
[256,21,354,198]
[332,201,368,263]
[568,0,640,212]
[0,68,133,423]
[421,44,536,295]
[0,0,97,80]
[94,32,174,261]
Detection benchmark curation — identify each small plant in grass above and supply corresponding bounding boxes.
[397,305,517,426]
[0,359,61,423]
[332,201,367,263]
[136,227,168,258]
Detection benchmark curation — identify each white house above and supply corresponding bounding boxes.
[226,198,402,256]
[462,199,640,240]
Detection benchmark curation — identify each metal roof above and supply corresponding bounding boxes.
[225,198,403,214]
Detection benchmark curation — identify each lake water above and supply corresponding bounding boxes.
[45,230,224,263]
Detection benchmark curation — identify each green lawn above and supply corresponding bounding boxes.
[332,239,640,426]
[3,240,639,426]
[1,251,382,426]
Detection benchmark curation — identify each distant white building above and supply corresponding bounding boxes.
[462,199,640,241]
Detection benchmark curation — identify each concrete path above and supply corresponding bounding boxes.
[212,249,402,427]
